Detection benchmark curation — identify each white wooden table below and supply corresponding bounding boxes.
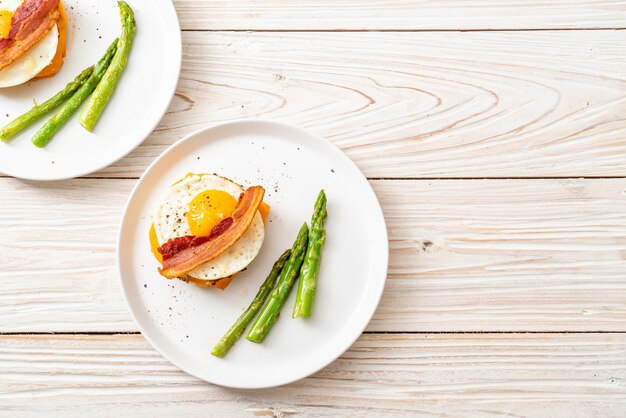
[2,1,626,416]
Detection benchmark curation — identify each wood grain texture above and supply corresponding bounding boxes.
[1,333,625,417]
[173,0,626,30]
[83,30,626,178]
[1,178,625,332]
[3,2,625,415]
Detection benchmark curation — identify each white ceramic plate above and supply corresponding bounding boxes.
[0,0,181,180]
[118,120,389,388]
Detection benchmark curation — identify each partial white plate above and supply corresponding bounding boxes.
[0,0,181,180]
[118,120,389,388]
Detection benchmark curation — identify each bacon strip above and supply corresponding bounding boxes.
[0,0,60,71]
[158,218,234,261]
[158,186,265,279]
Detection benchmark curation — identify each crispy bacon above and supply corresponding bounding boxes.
[158,186,265,279]
[158,218,234,261]
[159,236,209,260]
[0,0,60,71]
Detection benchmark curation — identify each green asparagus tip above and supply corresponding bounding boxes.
[79,2,135,132]
[293,191,328,319]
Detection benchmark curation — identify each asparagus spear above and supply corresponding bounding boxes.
[79,1,136,131]
[31,39,119,148]
[211,250,291,358]
[247,223,309,343]
[0,67,94,143]
[293,190,327,318]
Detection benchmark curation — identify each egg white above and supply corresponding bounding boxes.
[0,0,59,88]
[154,174,266,281]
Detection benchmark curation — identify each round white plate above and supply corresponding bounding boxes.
[118,120,389,388]
[0,0,181,180]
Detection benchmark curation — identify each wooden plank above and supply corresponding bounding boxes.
[79,30,626,178]
[1,178,625,332]
[173,0,626,30]
[0,333,625,416]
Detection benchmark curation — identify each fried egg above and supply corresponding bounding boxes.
[0,0,66,88]
[153,174,266,281]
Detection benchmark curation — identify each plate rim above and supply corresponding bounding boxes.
[117,119,389,389]
[0,0,182,181]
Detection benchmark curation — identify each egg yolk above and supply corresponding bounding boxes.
[0,10,13,38]
[187,190,238,237]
